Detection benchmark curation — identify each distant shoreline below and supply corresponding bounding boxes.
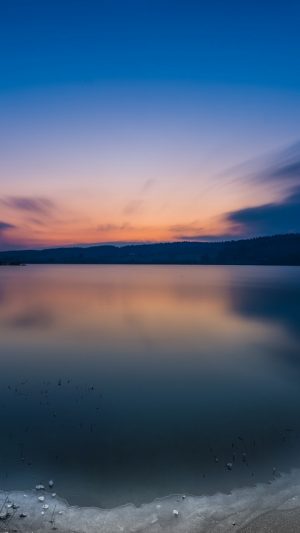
[0,262,23,266]
[0,234,299,266]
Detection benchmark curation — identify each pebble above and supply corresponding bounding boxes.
[173,509,179,517]
[36,484,45,491]
[38,496,45,502]
[49,480,54,488]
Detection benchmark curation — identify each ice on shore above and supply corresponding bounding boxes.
[1,470,300,532]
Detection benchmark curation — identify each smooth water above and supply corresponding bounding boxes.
[0,265,300,508]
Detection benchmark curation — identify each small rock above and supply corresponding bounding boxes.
[226,462,233,471]
[52,493,57,497]
[173,509,179,517]
[42,504,49,510]
[38,496,45,502]
[0,512,9,520]
[36,484,45,491]
[19,513,27,518]
[49,480,54,488]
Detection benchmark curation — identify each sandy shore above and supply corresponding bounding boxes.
[239,508,300,532]
[1,470,300,532]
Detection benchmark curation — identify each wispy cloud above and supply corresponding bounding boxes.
[168,142,300,241]
[219,142,300,237]
[225,186,300,236]
[122,199,144,216]
[96,222,134,233]
[0,196,56,215]
[0,220,18,250]
[0,196,62,249]
[141,178,156,193]
[0,221,15,233]
[168,221,210,240]
[121,179,156,218]
[265,142,300,183]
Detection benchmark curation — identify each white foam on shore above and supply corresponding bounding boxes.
[2,470,300,532]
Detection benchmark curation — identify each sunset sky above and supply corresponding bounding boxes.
[1,0,300,250]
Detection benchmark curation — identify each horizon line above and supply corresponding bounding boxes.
[0,232,299,254]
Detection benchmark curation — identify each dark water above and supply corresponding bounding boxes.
[0,265,300,508]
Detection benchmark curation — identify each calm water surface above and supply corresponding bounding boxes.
[0,265,300,507]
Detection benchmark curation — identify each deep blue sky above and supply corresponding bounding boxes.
[1,0,300,90]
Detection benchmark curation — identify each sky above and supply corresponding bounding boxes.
[0,0,300,250]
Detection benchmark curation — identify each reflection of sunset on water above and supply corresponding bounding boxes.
[0,266,281,358]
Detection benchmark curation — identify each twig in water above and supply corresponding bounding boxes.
[50,504,57,530]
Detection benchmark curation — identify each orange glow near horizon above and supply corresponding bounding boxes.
[0,161,279,249]
[0,197,253,249]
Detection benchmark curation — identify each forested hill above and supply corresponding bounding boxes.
[0,234,300,266]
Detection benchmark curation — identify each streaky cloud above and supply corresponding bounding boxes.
[0,221,15,232]
[0,196,56,215]
[141,178,156,193]
[268,142,300,182]
[0,220,18,251]
[96,222,133,233]
[122,199,144,216]
[226,186,300,236]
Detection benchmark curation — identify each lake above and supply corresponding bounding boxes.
[0,265,300,509]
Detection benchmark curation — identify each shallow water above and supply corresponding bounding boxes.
[0,265,300,508]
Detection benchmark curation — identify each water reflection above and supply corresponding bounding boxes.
[229,269,300,340]
[0,265,299,507]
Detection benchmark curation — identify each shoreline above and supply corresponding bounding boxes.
[2,470,300,532]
